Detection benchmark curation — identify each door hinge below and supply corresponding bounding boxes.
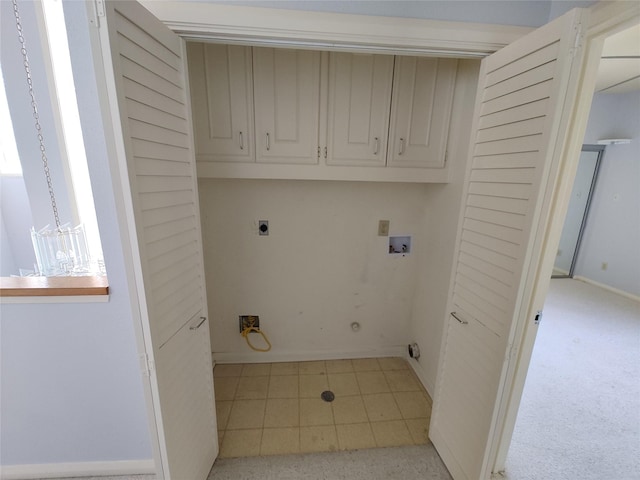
[570,21,584,58]
[534,310,543,325]
[139,353,155,377]
[89,0,105,28]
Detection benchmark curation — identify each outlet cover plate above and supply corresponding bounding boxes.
[378,220,390,236]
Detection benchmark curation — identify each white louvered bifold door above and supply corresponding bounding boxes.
[98,2,217,479]
[430,9,587,480]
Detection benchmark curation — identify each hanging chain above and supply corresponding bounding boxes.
[12,0,61,230]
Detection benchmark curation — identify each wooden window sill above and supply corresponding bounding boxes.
[0,276,109,303]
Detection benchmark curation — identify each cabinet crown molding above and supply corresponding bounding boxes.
[141,1,532,57]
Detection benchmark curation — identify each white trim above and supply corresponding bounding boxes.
[213,346,405,365]
[573,276,640,303]
[0,295,109,304]
[0,459,154,480]
[406,355,435,398]
[141,2,532,57]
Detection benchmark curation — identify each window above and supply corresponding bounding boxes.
[0,0,104,280]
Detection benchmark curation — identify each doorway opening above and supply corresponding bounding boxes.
[552,145,604,278]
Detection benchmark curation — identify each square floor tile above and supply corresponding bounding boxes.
[215,400,233,430]
[326,359,354,373]
[356,371,390,394]
[214,364,243,377]
[393,391,431,419]
[235,376,269,399]
[327,373,360,396]
[300,397,334,426]
[299,361,326,375]
[270,362,299,375]
[299,375,329,398]
[331,395,368,424]
[300,425,338,453]
[241,363,271,376]
[260,427,300,456]
[363,393,402,422]
[226,399,266,429]
[219,429,262,458]
[384,370,421,392]
[214,376,239,401]
[264,398,299,428]
[268,375,299,399]
[378,357,409,371]
[352,358,381,372]
[336,423,376,450]
[405,418,430,444]
[371,420,414,447]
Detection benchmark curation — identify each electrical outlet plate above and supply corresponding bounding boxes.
[239,315,259,332]
[378,220,390,236]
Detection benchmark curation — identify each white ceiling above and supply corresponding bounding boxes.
[595,23,640,93]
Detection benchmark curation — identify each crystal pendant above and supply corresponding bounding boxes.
[30,223,94,276]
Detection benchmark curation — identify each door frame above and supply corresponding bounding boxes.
[490,3,640,473]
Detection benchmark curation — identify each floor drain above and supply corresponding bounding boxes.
[321,390,335,402]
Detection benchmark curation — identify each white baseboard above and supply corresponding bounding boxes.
[573,276,640,303]
[0,459,155,480]
[405,353,435,398]
[213,346,406,364]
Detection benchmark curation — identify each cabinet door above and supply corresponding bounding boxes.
[253,48,320,164]
[327,53,394,167]
[387,57,457,168]
[187,43,254,163]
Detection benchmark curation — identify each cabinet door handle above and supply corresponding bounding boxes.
[399,138,405,155]
[324,146,327,159]
[239,131,244,150]
[266,133,270,151]
[373,137,379,155]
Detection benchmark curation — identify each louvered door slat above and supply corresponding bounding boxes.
[478,99,549,131]
[430,10,585,479]
[476,117,546,144]
[129,119,189,148]
[124,78,185,119]
[117,34,182,88]
[127,100,188,135]
[135,158,192,177]
[465,206,526,230]
[481,81,552,117]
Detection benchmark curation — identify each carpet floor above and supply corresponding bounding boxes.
[504,278,640,480]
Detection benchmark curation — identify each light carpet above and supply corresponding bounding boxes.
[504,279,640,480]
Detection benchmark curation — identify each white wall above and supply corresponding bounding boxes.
[202,178,428,362]
[0,0,152,471]
[576,91,640,297]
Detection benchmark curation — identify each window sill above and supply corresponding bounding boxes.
[0,276,109,303]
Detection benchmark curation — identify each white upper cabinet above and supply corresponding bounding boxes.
[387,57,458,168]
[326,53,394,167]
[187,43,254,163]
[253,47,321,164]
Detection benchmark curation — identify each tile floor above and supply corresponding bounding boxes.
[213,357,432,458]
